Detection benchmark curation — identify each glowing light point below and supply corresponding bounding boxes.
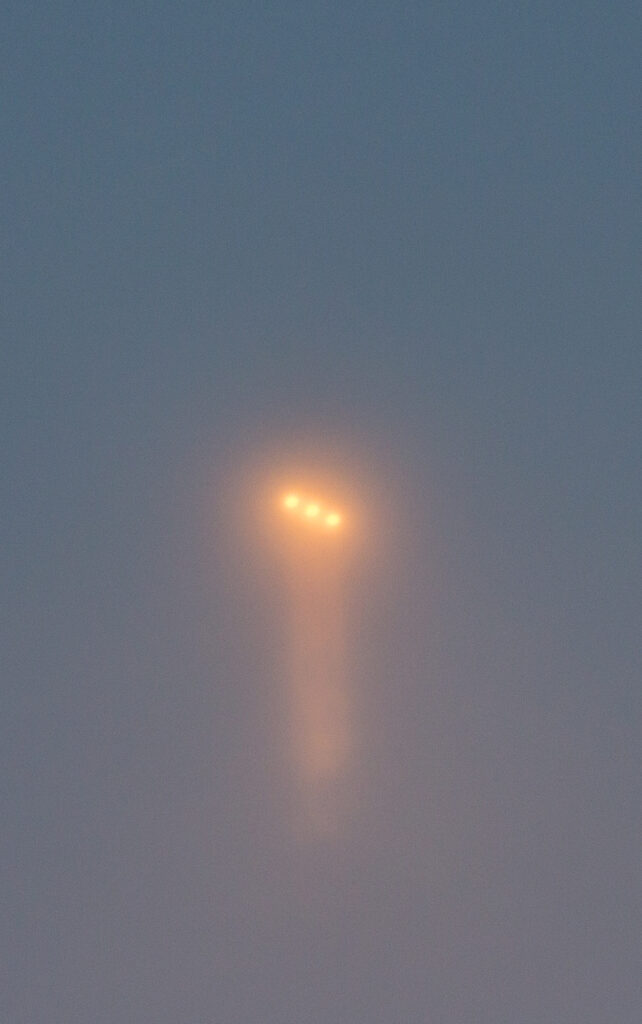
[283,493,300,510]
[325,513,341,528]
[305,503,320,518]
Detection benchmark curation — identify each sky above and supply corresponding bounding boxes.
[2,3,640,1022]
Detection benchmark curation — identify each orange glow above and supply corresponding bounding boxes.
[274,485,352,835]
[284,541,350,836]
[280,490,344,535]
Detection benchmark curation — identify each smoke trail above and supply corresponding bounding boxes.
[282,518,351,836]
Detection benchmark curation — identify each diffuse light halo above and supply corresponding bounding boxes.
[282,492,343,530]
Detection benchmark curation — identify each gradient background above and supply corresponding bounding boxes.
[2,3,640,1022]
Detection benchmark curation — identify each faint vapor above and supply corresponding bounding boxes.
[276,486,353,837]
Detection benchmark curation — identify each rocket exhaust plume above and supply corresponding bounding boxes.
[277,489,352,836]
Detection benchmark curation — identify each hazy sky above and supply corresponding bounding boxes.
[3,3,640,1022]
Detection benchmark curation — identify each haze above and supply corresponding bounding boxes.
[3,4,640,1023]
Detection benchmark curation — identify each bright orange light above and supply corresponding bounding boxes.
[280,491,345,534]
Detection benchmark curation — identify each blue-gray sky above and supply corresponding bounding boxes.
[3,3,640,1022]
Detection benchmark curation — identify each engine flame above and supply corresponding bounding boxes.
[282,491,343,532]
